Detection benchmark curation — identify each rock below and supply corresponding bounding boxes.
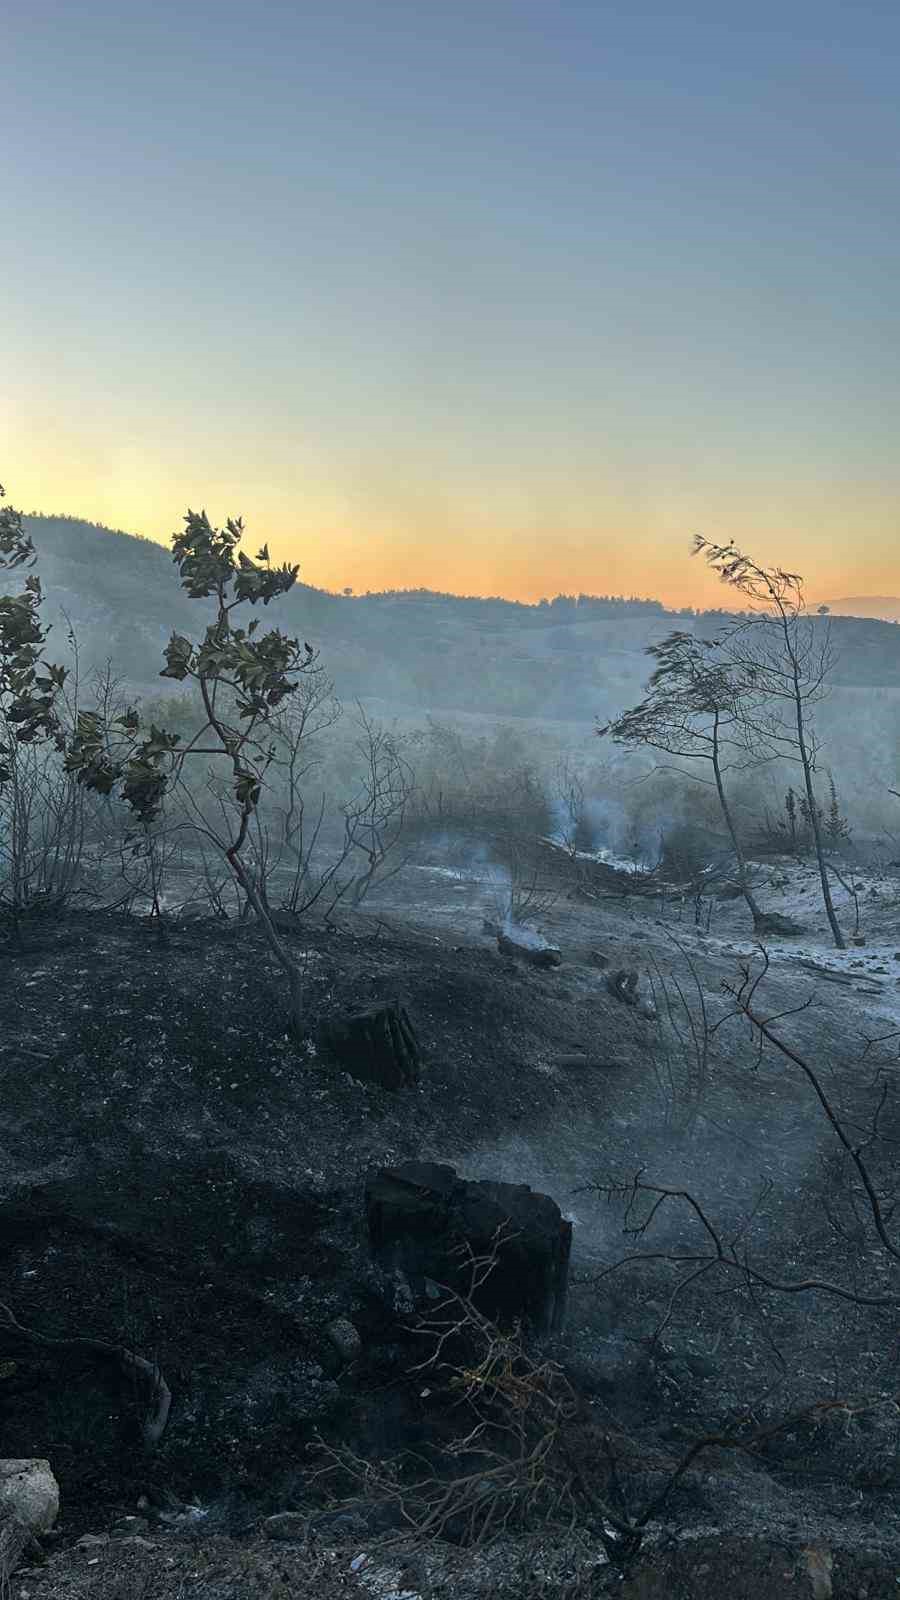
[0,1459,59,1533]
[75,1533,109,1549]
[753,912,807,937]
[852,934,867,946]
[713,882,743,900]
[263,1511,309,1541]
[318,999,420,1089]
[157,1503,209,1527]
[365,1160,572,1334]
[110,1515,150,1538]
[310,1508,370,1537]
[327,1316,362,1363]
[606,969,639,1005]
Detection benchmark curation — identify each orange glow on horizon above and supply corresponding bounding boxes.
[5,440,897,614]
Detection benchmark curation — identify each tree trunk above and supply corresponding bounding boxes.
[226,844,305,1033]
[711,720,763,929]
[792,678,845,949]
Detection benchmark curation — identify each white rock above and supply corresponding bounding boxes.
[0,1459,59,1532]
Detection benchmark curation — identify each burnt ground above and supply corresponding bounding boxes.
[5,844,900,1596]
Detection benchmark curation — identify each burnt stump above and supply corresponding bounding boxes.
[365,1160,572,1334]
[319,1000,421,1090]
[496,930,562,969]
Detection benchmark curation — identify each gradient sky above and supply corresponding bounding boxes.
[4,0,900,606]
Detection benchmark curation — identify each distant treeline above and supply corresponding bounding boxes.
[17,513,761,623]
[331,584,736,623]
[16,514,900,716]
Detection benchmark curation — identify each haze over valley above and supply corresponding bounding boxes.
[6,2,900,1595]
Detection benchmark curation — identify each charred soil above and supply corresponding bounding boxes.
[4,867,900,1595]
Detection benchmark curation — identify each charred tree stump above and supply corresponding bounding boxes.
[752,911,807,937]
[366,1160,572,1334]
[496,931,562,969]
[320,999,420,1089]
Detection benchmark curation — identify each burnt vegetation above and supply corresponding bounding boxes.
[5,485,900,1597]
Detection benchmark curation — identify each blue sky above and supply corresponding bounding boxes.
[4,0,900,602]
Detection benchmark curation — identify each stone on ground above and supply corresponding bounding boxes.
[0,1458,59,1532]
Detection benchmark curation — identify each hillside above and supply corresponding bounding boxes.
[7,510,900,1596]
[22,514,900,726]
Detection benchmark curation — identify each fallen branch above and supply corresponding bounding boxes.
[0,1297,171,1448]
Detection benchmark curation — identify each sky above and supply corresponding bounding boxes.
[4,0,900,607]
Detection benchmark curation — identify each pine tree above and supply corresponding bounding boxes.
[826,773,851,844]
[784,787,798,850]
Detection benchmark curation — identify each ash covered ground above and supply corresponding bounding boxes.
[6,835,900,1597]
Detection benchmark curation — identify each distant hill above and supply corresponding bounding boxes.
[826,596,900,622]
[13,513,900,724]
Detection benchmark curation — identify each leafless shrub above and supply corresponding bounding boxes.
[0,739,85,914]
[584,949,900,1403]
[113,821,185,921]
[232,667,344,915]
[342,706,416,907]
[550,756,587,857]
[312,1239,582,1549]
[0,612,88,916]
[487,836,559,928]
[645,935,718,1128]
[405,717,553,840]
[312,1234,859,1570]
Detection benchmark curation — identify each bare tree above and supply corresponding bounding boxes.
[0,484,79,919]
[342,706,415,907]
[693,537,845,949]
[549,754,586,857]
[591,948,900,1324]
[192,664,352,921]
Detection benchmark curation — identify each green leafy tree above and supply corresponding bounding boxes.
[0,484,68,781]
[598,629,766,928]
[64,509,315,1032]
